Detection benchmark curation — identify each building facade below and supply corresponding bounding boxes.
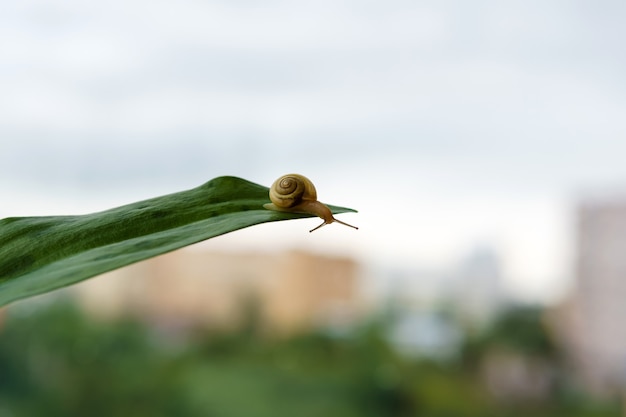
[73,249,360,335]
[558,198,626,396]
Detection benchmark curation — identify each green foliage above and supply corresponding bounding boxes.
[0,176,356,307]
[0,302,196,416]
[483,306,555,355]
[0,302,619,417]
[462,306,556,362]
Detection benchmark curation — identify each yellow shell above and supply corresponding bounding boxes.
[268,174,317,208]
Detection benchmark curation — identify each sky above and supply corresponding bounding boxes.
[1,0,626,303]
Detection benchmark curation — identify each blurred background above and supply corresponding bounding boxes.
[1,0,626,415]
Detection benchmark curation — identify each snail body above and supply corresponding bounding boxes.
[264,174,358,233]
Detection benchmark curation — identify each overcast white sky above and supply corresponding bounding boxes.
[1,0,625,303]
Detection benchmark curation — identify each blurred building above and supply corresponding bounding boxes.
[373,246,508,361]
[556,197,626,396]
[377,246,508,322]
[72,249,360,335]
[450,246,508,326]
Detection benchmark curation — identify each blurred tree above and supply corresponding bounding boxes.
[0,301,197,416]
[0,300,620,417]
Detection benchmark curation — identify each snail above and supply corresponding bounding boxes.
[263,174,358,233]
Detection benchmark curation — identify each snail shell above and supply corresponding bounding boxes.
[268,174,317,209]
[264,174,358,233]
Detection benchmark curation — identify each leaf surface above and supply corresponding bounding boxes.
[0,176,356,307]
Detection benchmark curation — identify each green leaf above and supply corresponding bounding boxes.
[0,176,357,307]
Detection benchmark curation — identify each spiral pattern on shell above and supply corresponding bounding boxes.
[269,174,317,208]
